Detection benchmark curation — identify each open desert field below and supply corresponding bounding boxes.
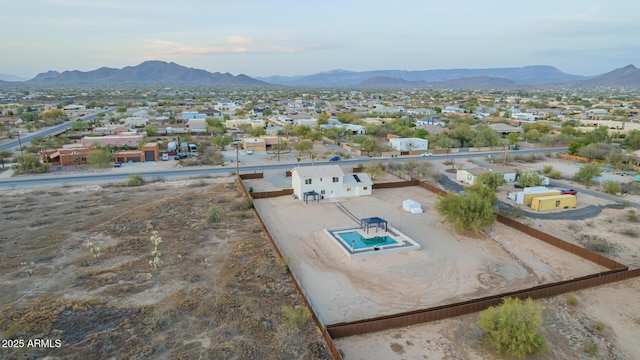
[0,178,330,360]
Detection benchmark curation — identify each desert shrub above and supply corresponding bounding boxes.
[601,180,620,195]
[583,340,598,354]
[547,170,563,179]
[584,237,611,253]
[231,197,253,211]
[566,294,578,306]
[541,165,554,174]
[626,210,638,222]
[281,305,311,330]
[619,227,639,237]
[478,297,547,358]
[591,320,606,331]
[206,205,222,222]
[125,173,145,186]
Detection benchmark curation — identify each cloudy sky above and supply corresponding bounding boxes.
[2,0,639,79]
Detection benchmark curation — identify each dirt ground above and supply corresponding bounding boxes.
[252,167,640,360]
[0,177,330,360]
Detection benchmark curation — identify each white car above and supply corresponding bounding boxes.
[420,152,433,157]
[246,149,253,155]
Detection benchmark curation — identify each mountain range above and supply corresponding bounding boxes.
[1,61,638,89]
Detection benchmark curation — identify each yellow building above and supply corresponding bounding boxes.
[521,190,560,207]
[531,195,577,211]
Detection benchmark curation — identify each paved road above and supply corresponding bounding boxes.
[0,148,563,190]
[0,109,115,153]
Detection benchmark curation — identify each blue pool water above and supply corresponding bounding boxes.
[336,231,398,250]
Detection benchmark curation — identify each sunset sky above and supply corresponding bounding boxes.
[2,0,639,79]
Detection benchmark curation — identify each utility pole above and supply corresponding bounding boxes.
[17,131,24,155]
[235,142,239,175]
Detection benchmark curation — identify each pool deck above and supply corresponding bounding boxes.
[325,226,421,258]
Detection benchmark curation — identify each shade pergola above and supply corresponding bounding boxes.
[360,217,388,234]
[303,190,320,204]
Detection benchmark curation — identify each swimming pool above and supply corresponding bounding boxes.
[336,231,398,250]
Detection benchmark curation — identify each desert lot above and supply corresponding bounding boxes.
[0,178,330,360]
[254,179,640,359]
[255,186,609,324]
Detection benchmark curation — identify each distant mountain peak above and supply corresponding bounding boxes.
[25,61,268,87]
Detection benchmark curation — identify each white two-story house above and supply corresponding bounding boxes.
[291,165,373,203]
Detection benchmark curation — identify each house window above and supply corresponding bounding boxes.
[555,201,561,208]
[305,179,312,185]
[347,188,351,191]
[332,177,339,183]
[321,190,325,194]
[364,187,368,190]
[81,157,87,162]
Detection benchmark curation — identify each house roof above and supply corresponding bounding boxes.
[292,165,344,179]
[415,123,446,135]
[343,172,373,187]
[462,165,516,176]
[487,123,523,133]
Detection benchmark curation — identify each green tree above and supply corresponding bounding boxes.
[577,143,610,162]
[360,137,380,156]
[472,124,500,147]
[87,148,112,169]
[435,186,496,233]
[213,134,232,151]
[478,297,547,358]
[573,163,602,186]
[507,132,520,145]
[517,172,544,187]
[524,129,541,142]
[143,125,158,136]
[623,129,640,150]
[414,128,428,139]
[586,126,610,143]
[206,118,226,135]
[70,120,89,131]
[16,153,47,174]
[247,126,266,137]
[294,140,313,156]
[475,172,506,191]
[363,162,385,180]
[317,112,330,125]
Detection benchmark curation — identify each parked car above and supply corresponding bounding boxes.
[246,149,253,155]
[174,153,188,160]
[420,152,433,157]
[161,153,169,161]
[329,156,341,161]
[560,189,577,195]
[113,162,122,168]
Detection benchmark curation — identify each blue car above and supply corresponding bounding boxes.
[329,156,341,161]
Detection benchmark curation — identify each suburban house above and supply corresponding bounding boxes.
[388,137,429,154]
[291,165,373,202]
[187,118,208,133]
[486,123,523,135]
[81,132,146,147]
[41,145,95,166]
[456,166,517,185]
[113,142,159,163]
